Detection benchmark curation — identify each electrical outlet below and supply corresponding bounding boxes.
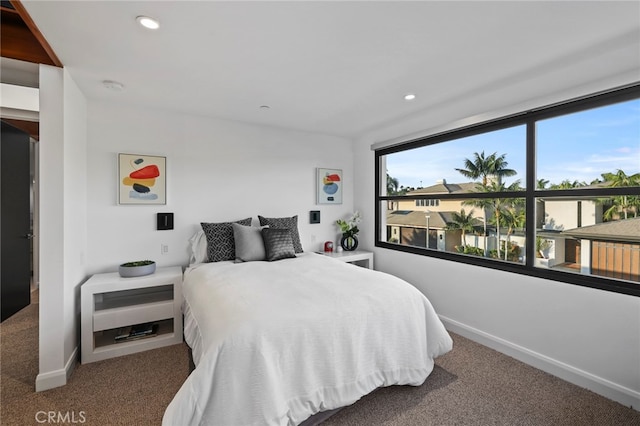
[161,244,169,255]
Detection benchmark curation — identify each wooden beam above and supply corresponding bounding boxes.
[2,0,62,67]
[1,118,39,140]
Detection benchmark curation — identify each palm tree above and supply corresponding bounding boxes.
[603,196,628,221]
[457,151,518,256]
[631,196,640,218]
[488,153,517,185]
[456,151,517,187]
[386,173,400,195]
[463,198,492,257]
[550,179,586,189]
[600,169,640,220]
[602,169,640,187]
[603,195,640,220]
[477,180,523,259]
[500,207,526,261]
[445,209,477,247]
[536,179,549,189]
[535,179,549,228]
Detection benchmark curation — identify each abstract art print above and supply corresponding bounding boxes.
[118,153,166,205]
[317,168,342,204]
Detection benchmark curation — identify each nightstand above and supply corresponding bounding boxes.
[320,250,374,269]
[81,266,183,364]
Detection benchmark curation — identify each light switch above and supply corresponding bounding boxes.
[157,213,174,230]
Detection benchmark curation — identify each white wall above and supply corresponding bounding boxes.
[86,101,354,274]
[63,69,87,369]
[37,66,87,391]
[37,65,65,390]
[381,249,639,407]
[353,81,640,409]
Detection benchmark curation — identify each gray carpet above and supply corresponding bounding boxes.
[323,335,640,425]
[2,292,639,425]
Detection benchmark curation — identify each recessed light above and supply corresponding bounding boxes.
[136,15,160,30]
[102,80,124,91]
[404,94,416,101]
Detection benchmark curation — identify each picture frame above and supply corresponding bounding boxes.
[118,153,166,205]
[317,168,342,204]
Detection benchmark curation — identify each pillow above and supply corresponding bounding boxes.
[258,215,303,253]
[261,228,296,261]
[201,218,252,262]
[233,223,268,262]
[188,229,208,264]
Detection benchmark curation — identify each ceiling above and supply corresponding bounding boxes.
[8,1,640,140]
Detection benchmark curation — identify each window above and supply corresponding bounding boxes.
[415,199,440,207]
[376,84,640,297]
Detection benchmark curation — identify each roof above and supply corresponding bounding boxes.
[387,210,444,229]
[561,217,640,243]
[386,210,482,229]
[408,182,478,195]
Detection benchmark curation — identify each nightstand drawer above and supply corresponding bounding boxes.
[93,299,174,331]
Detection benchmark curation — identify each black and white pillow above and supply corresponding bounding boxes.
[201,218,252,262]
[261,228,296,261]
[233,223,268,262]
[258,215,303,253]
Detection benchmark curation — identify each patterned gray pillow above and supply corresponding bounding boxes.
[258,215,303,253]
[201,218,252,262]
[261,228,296,261]
[233,223,267,262]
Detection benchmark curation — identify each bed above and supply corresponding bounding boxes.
[163,248,452,425]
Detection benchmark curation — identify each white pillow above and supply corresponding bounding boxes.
[188,229,208,264]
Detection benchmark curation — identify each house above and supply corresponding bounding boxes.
[562,217,640,281]
[388,179,496,252]
[1,0,638,414]
[387,179,639,278]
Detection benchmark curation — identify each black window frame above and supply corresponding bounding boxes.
[375,83,640,297]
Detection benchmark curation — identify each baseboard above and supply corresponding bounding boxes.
[35,345,78,392]
[439,315,640,412]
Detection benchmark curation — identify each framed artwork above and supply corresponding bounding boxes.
[118,153,166,205]
[317,168,342,204]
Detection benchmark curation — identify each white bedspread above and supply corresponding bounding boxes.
[163,252,452,426]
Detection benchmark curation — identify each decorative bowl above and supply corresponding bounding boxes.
[119,260,156,278]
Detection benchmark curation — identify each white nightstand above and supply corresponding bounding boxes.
[320,250,374,269]
[81,266,183,364]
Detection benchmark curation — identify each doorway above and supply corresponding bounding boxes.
[1,120,34,321]
[565,239,581,266]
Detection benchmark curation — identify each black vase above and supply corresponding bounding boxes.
[341,233,359,251]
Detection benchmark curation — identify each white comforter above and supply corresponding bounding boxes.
[163,252,452,426]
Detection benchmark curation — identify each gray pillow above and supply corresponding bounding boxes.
[261,228,296,261]
[258,215,303,253]
[233,223,268,262]
[201,218,252,262]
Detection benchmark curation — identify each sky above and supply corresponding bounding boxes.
[385,98,640,189]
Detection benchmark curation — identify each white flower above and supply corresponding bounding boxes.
[336,211,361,235]
[348,211,361,228]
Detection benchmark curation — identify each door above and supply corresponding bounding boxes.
[565,239,581,265]
[1,121,31,321]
